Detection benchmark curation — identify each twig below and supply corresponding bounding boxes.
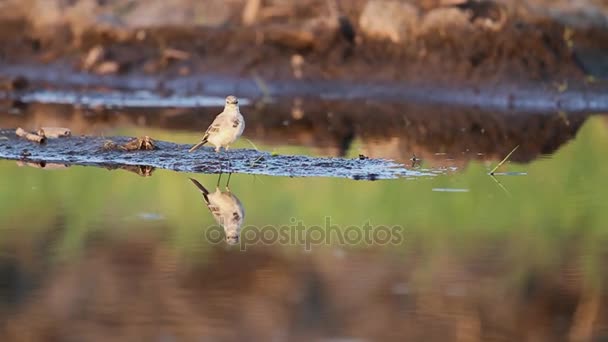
[15,127,46,144]
[244,139,267,181]
[489,145,519,175]
[250,155,265,167]
[246,139,265,167]
[245,138,260,151]
[37,127,71,138]
[16,161,69,169]
[490,174,512,198]
[250,173,264,184]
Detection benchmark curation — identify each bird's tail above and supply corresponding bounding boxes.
[189,178,210,203]
[189,178,209,195]
[188,139,207,153]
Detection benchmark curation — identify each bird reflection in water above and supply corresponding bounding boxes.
[189,174,245,245]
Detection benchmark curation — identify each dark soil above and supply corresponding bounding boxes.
[0,1,607,96]
[0,129,416,179]
[0,0,606,170]
[0,100,591,167]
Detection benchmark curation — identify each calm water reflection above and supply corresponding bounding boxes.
[0,115,608,341]
[189,176,245,245]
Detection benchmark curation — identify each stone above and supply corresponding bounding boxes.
[419,7,473,35]
[359,0,419,43]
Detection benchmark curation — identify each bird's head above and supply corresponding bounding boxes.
[223,218,242,246]
[225,233,239,245]
[225,95,239,109]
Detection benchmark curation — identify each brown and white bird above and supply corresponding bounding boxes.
[189,177,245,245]
[189,95,245,153]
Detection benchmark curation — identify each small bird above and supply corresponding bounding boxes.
[189,95,245,153]
[189,177,245,245]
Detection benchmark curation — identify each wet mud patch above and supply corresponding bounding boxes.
[0,129,430,179]
[2,66,608,113]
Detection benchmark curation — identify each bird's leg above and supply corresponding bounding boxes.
[225,147,233,174]
[226,172,232,191]
[217,172,223,188]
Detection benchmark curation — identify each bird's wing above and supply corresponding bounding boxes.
[202,114,230,140]
[231,116,242,128]
[232,194,245,221]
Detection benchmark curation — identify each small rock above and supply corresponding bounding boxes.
[359,0,419,43]
[291,54,305,79]
[420,7,473,35]
[291,98,304,120]
[94,61,120,75]
[120,0,232,28]
[162,48,191,61]
[265,24,316,50]
[11,76,29,91]
[454,0,507,31]
[82,45,105,71]
[242,0,262,26]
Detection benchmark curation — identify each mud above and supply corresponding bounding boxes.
[2,65,608,112]
[1,1,608,112]
[1,0,607,172]
[0,129,427,179]
[0,100,594,167]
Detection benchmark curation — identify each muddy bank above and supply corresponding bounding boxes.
[2,64,608,112]
[0,101,593,167]
[0,129,424,179]
[0,1,608,111]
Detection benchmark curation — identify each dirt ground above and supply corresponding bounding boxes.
[0,0,607,87]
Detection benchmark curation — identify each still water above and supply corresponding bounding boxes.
[0,103,608,340]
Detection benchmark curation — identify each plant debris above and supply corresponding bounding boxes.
[0,129,424,179]
[16,160,70,169]
[103,164,156,177]
[489,145,520,175]
[102,136,157,151]
[37,127,72,138]
[15,127,46,144]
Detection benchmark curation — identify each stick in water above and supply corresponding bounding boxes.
[16,127,46,144]
[37,127,71,138]
[490,145,519,175]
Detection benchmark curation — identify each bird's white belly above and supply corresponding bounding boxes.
[209,127,236,148]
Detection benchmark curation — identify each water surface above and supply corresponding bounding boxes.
[1,102,608,340]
